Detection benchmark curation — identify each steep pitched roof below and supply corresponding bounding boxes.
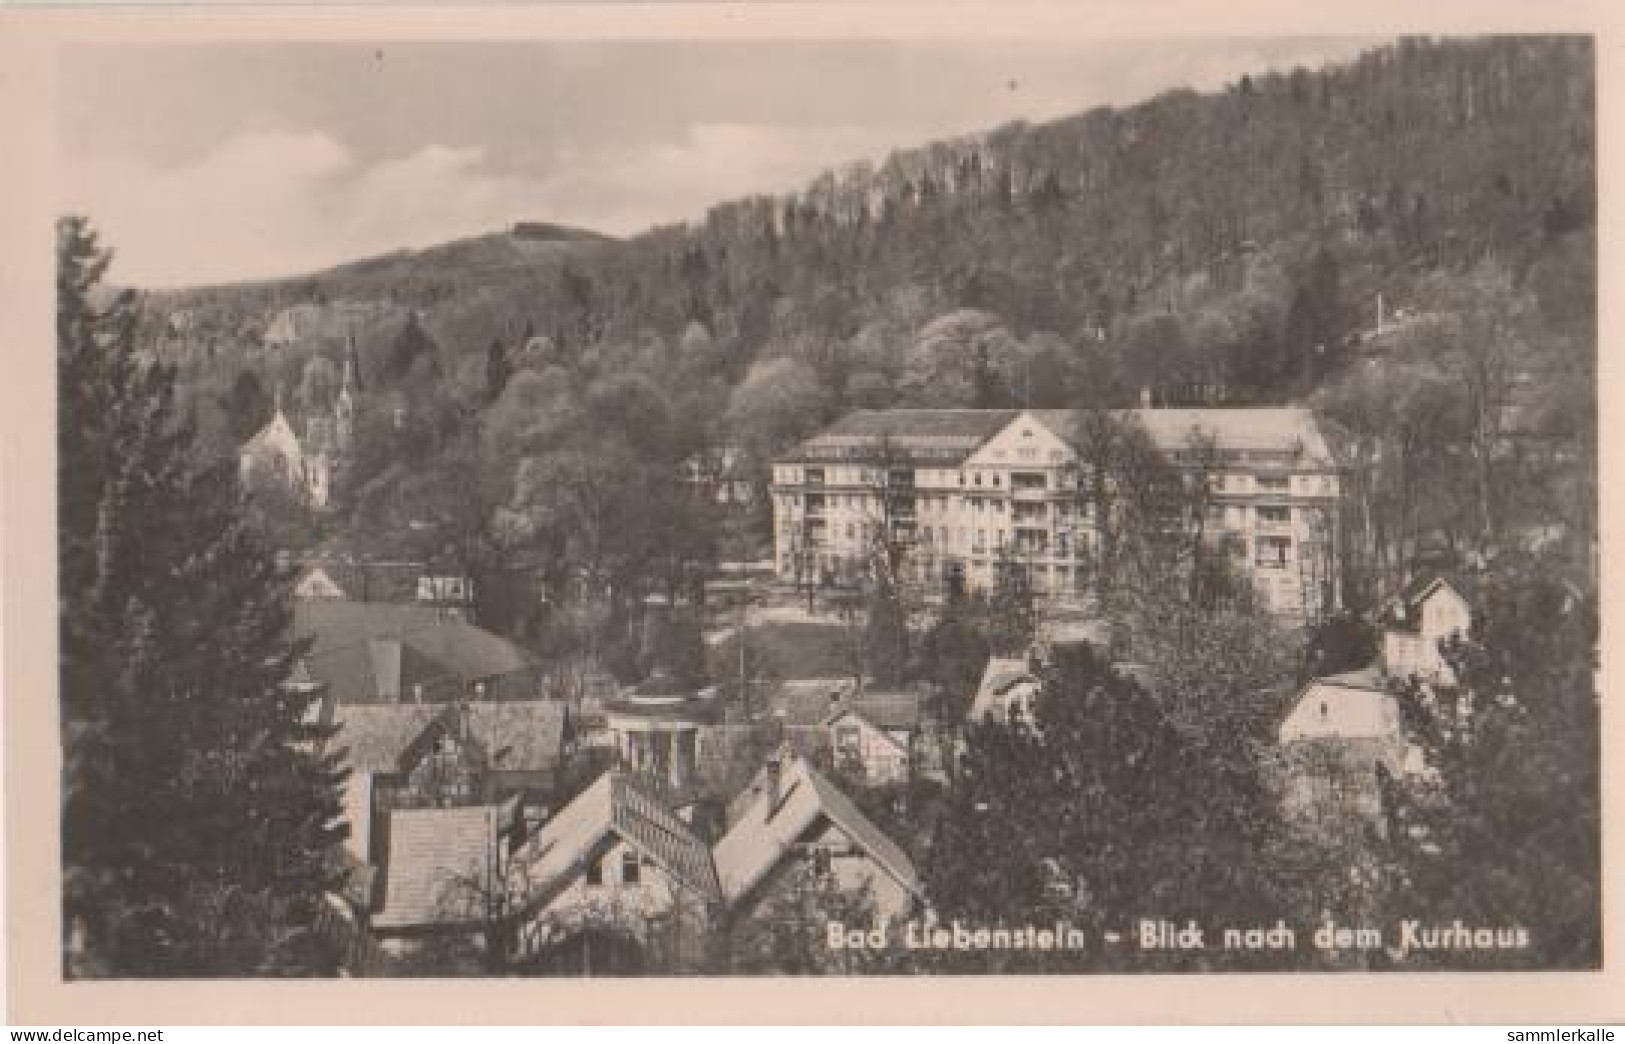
[372,805,501,929]
[509,770,719,913]
[242,409,302,457]
[332,703,444,774]
[608,774,719,897]
[334,699,567,779]
[464,700,569,774]
[713,751,920,910]
[1381,575,1469,630]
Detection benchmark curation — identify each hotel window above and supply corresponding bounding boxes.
[1257,505,1291,525]
[1255,536,1291,569]
[622,851,642,886]
[1256,474,1290,492]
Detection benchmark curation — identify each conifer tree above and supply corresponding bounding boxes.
[924,645,1292,971]
[1379,555,1600,968]
[59,217,349,977]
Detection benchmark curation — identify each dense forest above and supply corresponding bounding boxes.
[139,34,1596,625]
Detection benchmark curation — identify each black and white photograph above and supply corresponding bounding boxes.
[12,6,1608,1014]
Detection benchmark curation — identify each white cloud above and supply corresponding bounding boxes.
[65,129,359,286]
[67,130,564,287]
[66,121,904,286]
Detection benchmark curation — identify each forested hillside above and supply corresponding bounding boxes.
[140,34,1595,625]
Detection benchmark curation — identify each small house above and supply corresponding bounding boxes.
[504,770,721,972]
[1381,576,1471,683]
[714,749,922,929]
[824,692,921,786]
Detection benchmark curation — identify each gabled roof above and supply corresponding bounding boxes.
[294,565,349,599]
[774,678,858,730]
[713,751,920,910]
[1280,667,1396,728]
[1381,575,1469,630]
[333,699,568,777]
[372,805,501,929]
[332,703,444,774]
[826,692,922,735]
[464,701,569,774]
[242,409,305,460]
[509,770,720,913]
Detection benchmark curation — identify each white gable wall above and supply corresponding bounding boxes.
[963,412,1075,471]
[1280,682,1403,744]
[807,819,914,921]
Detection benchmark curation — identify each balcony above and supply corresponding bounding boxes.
[1254,510,1293,534]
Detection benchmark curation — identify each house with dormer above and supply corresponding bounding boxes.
[713,749,922,930]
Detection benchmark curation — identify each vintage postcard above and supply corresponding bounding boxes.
[2,0,1620,1026]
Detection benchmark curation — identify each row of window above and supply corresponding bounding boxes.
[779,466,1333,491]
[781,493,1318,521]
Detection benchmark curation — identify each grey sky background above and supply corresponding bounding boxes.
[60,38,1382,288]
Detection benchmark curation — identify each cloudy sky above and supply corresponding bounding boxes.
[60,37,1380,288]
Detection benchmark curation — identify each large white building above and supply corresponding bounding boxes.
[770,408,1342,618]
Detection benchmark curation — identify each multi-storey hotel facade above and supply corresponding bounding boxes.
[770,408,1341,619]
